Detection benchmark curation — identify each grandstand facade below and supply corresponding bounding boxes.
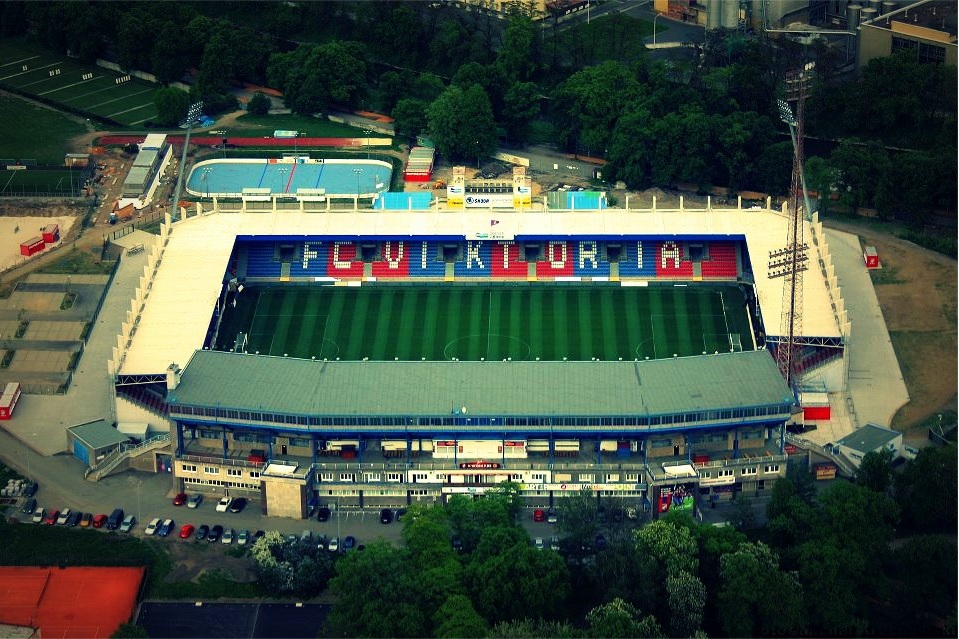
[110,199,848,519]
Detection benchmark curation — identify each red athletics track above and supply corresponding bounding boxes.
[97,135,364,147]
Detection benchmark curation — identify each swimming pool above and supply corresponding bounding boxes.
[185,158,392,198]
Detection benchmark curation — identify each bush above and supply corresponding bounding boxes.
[898,229,958,259]
[248,92,271,116]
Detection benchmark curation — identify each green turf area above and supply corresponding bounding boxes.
[224,112,386,140]
[0,37,158,126]
[0,168,82,196]
[0,94,86,165]
[214,284,753,362]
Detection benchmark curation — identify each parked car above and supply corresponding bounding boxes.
[534,537,545,550]
[208,525,224,543]
[379,508,392,524]
[253,530,265,542]
[533,508,545,522]
[179,524,195,539]
[343,535,357,551]
[23,481,38,498]
[451,536,463,553]
[195,524,210,541]
[32,507,45,523]
[550,536,561,551]
[173,493,188,506]
[327,537,339,552]
[106,508,125,531]
[300,530,312,543]
[395,508,407,521]
[119,515,136,533]
[316,507,331,522]
[219,528,233,544]
[215,496,231,512]
[91,514,108,528]
[56,508,72,525]
[20,498,36,515]
[80,512,93,528]
[144,517,162,535]
[187,494,203,509]
[43,509,58,525]
[228,497,247,513]
[157,518,174,537]
[67,511,83,527]
[547,507,558,524]
[316,535,327,551]
[237,529,250,546]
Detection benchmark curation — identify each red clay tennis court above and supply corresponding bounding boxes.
[0,566,145,638]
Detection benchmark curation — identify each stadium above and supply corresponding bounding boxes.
[107,171,848,520]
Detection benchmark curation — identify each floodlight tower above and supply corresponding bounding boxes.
[169,101,204,221]
[768,64,813,388]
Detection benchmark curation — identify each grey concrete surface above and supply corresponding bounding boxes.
[824,227,910,428]
[0,247,148,456]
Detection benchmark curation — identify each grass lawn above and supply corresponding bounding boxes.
[215,284,751,362]
[0,94,86,165]
[223,112,376,139]
[36,246,116,275]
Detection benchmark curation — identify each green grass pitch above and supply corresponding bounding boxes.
[214,284,754,362]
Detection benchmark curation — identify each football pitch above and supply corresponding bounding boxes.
[214,284,753,362]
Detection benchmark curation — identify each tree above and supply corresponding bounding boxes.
[325,542,428,638]
[392,98,429,140]
[489,618,582,638]
[889,534,959,635]
[427,84,496,164]
[855,448,894,493]
[433,594,489,639]
[718,541,805,637]
[196,33,233,99]
[502,81,541,146]
[496,14,538,82]
[466,526,570,623]
[111,623,148,638]
[247,92,271,116]
[556,488,599,560]
[586,598,664,639]
[894,445,958,534]
[665,570,705,638]
[154,87,191,127]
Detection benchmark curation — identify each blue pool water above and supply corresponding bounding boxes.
[186,158,392,198]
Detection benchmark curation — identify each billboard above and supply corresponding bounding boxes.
[465,193,516,208]
[657,484,694,514]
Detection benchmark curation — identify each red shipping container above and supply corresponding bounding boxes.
[20,237,44,256]
[42,224,60,244]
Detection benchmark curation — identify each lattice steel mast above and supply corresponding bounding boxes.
[768,64,813,387]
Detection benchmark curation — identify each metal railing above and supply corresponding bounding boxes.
[84,432,171,481]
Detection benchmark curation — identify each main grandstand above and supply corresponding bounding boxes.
[108,184,847,519]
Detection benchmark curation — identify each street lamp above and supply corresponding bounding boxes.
[136,479,142,523]
[353,167,363,207]
[653,13,661,47]
[363,129,372,159]
[169,101,203,221]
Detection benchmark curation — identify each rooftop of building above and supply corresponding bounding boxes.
[835,422,902,453]
[862,0,957,39]
[169,349,793,418]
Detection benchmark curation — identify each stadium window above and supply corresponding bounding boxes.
[182,464,197,473]
[721,410,733,420]
[227,468,242,477]
[203,466,219,475]
[237,411,250,420]
[651,438,672,449]
[741,467,757,476]
[321,473,334,482]
[580,473,594,483]
[199,429,218,439]
[764,464,780,473]
[249,471,260,478]
[757,480,766,490]
[719,469,733,477]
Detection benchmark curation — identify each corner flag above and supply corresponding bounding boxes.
[490,219,500,226]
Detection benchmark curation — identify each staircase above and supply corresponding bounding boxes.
[84,432,171,482]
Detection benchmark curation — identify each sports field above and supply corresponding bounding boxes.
[0,38,158,126]
[214,284,753,362]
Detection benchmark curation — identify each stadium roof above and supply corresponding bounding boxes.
[170,349,792,417]
[116,206,842,377]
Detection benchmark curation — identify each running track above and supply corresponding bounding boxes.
[97,135,365,147]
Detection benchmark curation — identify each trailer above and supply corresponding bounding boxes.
[0,382,22,420]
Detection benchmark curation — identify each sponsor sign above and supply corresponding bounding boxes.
[465,193,515,208]
[459,461,500,469]
[699,474,736,487]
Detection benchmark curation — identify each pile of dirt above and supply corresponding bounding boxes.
[163,542,258,584]
[0,200,86,218]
